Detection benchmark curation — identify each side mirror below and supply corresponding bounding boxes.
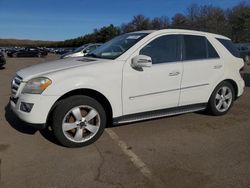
[131,55,152,68]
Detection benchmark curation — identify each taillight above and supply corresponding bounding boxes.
[240,67,244,79]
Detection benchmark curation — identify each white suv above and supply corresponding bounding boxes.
[10,29,245,147]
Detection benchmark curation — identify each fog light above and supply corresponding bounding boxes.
[20,102,34,112]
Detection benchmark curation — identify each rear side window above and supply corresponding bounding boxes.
[183,35,207,60]
[207,40,219,58]
[183,35,219,61]
[217,38,240,58]
[140,35,180,64]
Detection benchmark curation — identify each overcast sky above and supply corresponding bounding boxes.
[0,0,247,40]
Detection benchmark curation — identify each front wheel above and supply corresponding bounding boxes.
[207,81,235,116]
[52,95,106,147]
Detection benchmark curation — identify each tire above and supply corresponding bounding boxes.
[52,95,107,147]
[207,81,235,116]
[38,53,41,58]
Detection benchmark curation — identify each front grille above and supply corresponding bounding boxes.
[11,75,23,96]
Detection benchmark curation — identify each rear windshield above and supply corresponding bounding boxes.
[217,38,240,58]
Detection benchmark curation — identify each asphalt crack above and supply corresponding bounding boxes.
[94,144,124,188]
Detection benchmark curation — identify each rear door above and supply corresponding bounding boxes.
[179,35,222,106]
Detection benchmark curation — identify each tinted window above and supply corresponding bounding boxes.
[217,38,240,58]
[183,35,219,60]
[183,35,207,60]
[139,35,180,64]
[207,40,219,58]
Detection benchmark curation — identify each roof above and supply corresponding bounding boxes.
[130,29,230,40]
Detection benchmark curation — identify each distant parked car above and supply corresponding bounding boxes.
[235,44,250,62]
[61,43,102,59]
[7,47,47,58]
[6,47,22,55]
[0,52,6,68]
[55,48,74,55]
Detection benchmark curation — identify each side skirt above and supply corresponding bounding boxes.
[113,103,207,125]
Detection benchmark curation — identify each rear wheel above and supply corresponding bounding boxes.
[52,95,106,147]
[207,81,235,116]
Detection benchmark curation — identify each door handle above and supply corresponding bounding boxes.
[213,65,222,69]
[169,71,180,76]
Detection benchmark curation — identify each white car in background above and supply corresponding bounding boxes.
[60,43,102,59]
[10,29,245,147]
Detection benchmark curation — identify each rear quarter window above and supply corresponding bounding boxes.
[217,38,240,58]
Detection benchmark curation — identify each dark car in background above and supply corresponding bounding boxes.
[55,48,74,55]
[0,52,6,68]
[235,43,250,62]
[7,47,48,58]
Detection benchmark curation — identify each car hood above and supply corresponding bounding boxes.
[17,57,106,81]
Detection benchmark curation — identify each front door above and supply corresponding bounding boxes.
[122,34,183,115]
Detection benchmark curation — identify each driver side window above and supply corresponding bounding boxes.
[139,35,180,64]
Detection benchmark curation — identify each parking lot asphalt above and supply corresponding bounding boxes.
[0,55,250,188]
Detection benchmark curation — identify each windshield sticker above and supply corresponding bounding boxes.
[126,35,142,40]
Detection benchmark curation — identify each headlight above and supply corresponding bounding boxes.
[22,77,52,94]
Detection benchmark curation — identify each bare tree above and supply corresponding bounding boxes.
[151,16,170,29]
[171,13,190,29]
[228,2,250,42]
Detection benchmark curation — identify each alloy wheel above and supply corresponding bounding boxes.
[215,86,233,113]
[62,105,100,143]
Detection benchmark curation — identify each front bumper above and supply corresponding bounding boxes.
[10,93,59,124]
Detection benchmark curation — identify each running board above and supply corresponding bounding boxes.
[113,103,207,125]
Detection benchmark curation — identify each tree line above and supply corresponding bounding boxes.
[55,1,250,47]
[1,1,249,47]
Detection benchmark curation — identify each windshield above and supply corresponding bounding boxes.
[86,33,149,59]
[74,44,88,53]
